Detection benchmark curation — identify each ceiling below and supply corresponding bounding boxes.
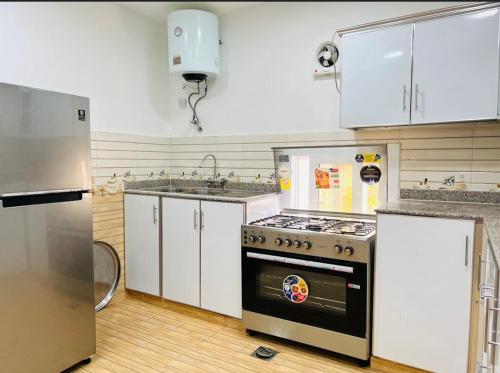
[118,2,261,23]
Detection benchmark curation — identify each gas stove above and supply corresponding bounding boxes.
[251,214,376,237]
[242,213,376,263]
[241,212,376,363]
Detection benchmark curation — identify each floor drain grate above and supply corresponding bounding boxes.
[251,346,278,361]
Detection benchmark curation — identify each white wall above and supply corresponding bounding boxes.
[166,1,455,137]
[0,2,170,136]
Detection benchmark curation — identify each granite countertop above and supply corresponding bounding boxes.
[125,187,276,203]
[376,200,500,261]
[123,178,277,203]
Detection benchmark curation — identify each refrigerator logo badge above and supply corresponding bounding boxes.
[78,109,86,121]
[348,283,361,290]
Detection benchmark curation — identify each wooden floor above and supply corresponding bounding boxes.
[70,294,378,373]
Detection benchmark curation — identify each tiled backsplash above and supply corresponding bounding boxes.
[91,121,500,192]
[91,131,169,187]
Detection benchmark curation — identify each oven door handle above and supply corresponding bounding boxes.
[246,252,354,274]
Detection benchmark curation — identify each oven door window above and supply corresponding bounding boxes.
[242,248,367,338]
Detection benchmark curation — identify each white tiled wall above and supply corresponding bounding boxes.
[91,131,170,186]
[91,121,500,191]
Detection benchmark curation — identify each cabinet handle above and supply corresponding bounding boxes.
[465,235,469,266]
[403,85,407,111]
[201,211,205,230]
[193,209,198,230]
[414,84,419,110]
[153,205,157,224]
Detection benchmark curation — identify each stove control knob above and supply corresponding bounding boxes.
[275,238,283,246]
[248,235,256,243]
[344,246,354,256]
[294,240,302,248]
[303,241,312,250]
[258,236,266,244]
[333,245,343,254]
[284,239,292,247]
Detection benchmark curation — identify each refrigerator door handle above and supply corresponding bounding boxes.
[1,188,87,208]
[1,188,87,198]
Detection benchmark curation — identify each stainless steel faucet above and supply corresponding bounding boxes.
[198,154,217,181]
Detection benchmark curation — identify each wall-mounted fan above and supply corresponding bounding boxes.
[313,41,339,77]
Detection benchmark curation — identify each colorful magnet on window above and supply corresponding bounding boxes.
[355,154,364,163]
[283,275,308,304]
[363,153,378,163]
[360,165,382,185]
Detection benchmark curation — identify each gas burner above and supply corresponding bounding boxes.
[250,215,375,237]
[325,221,375,236]
[305,224,326,232]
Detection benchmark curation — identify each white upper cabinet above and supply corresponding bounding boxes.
[341,24,413,128]
[412,9,500,124]
[340,7,500,128]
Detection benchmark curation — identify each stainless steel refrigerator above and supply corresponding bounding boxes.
[0,83,95,372]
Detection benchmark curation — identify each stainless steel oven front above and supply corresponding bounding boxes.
[241,227,374,364]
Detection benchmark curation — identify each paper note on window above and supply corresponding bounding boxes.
[315,169,330,189]
[280,178,291,191]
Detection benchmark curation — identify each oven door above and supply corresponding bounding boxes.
[242,247,368,338]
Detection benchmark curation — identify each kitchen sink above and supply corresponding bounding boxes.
[148,186,231,195]
[149,186,191,193]
[184,189,231,195]
[222,190,267,198]
[145,186,270,199]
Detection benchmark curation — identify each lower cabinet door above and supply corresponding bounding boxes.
[124,194,160,296]
[200,201,244,318]
[374,213,474,373]
[162,198,200,307]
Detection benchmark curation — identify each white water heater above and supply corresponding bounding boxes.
[167,9,220,82]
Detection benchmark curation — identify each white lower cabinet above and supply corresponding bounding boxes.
[373,213,475,373]
[162,197,244,318]
[124,194,160,296]
[162,198,201,307]
[200,201,244,319]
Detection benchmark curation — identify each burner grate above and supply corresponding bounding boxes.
[250,215,375,236]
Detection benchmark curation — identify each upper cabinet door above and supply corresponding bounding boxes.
[412,9,500,124]
[340,24,413,128]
